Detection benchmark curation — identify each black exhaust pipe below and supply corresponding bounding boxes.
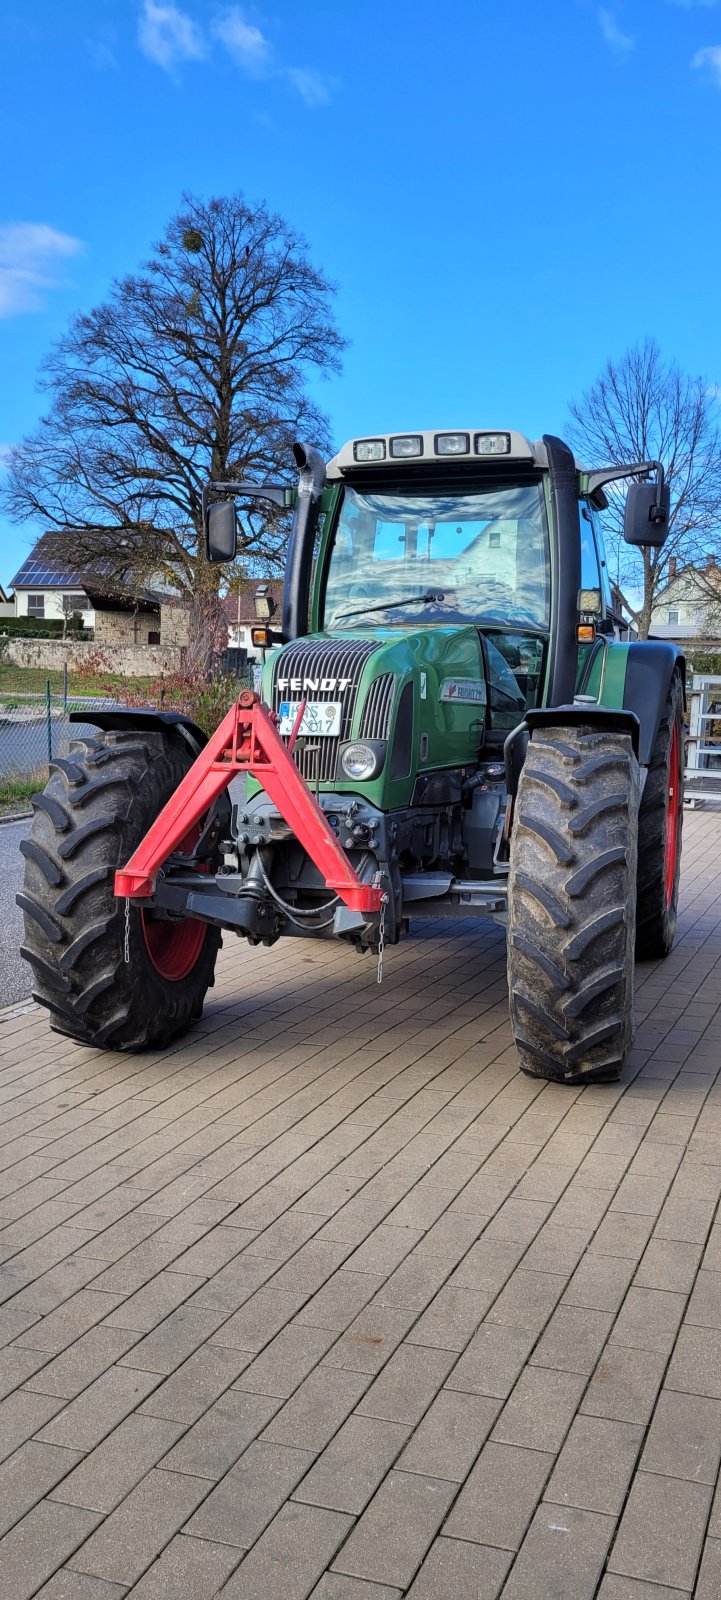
[282,442,326,641]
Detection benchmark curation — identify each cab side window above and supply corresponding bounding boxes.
[576,503,606,693]
[580,502,602,591]
[588,504,613,614]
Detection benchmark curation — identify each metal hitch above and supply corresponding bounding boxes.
[114,691,384,916]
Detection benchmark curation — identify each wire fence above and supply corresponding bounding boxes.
[0,657,256,794]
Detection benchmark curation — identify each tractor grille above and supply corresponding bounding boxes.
[272,638,379,784]
[359,674,395,740]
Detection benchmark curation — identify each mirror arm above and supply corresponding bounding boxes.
[586,459,665,507]
[202,481,290,523]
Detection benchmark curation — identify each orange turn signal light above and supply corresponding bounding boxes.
[251,626,270,648]
[577,624,596,643]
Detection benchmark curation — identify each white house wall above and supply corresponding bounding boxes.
[227,623,263,661]
[14,590,96,625]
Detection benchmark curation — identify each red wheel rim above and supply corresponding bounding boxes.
[665,720,680,908]
[141,818,207,981]
[142,914,207,981]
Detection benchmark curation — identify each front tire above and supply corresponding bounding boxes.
[18,729,221,1050]
[507,724,640,1085]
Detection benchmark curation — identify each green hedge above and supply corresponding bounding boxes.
[685,651,721,677]
[0,618,93,640]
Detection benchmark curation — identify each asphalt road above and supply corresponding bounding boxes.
[0,816,31,1007]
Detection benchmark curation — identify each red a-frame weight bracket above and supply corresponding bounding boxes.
[114,690,383,916]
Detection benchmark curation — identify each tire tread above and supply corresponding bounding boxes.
[508,723,640,1085]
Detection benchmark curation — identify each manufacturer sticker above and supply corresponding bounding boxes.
[439,678,487,705]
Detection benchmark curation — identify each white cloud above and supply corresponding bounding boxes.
[598,7,635,56]
[213,10,271,74]
[137,0,335,104]
[138,0,206,74]
[693,43,721,79]
[0,224,84,318]
[285,66,335,106]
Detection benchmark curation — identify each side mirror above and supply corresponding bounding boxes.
[206,500,238,563]
[624,480,671,549]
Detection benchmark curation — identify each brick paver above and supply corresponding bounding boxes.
[0,808,720,1595]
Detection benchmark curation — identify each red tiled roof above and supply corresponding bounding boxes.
[222,581,283,626]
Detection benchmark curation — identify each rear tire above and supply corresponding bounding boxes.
[18,729,221,1051]
[635,673,684,960]
[507,724,640,1085]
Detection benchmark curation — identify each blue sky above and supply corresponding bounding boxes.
[2,0,721,588]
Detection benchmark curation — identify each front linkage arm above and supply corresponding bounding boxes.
[114,691,384,916]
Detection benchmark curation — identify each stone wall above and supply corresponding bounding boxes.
[160,604,192,646]
[94,609,161,647]
[5,639,184,677]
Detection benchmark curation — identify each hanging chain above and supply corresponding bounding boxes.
[377,893,388,985]
[123,898,131,966]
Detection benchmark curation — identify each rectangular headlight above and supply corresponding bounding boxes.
[390,435,423,458]
[435,433,470,456]
[353,439,386,462]
[474,432,511,456]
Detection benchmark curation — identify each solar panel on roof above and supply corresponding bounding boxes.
[10,552,103,589]
[9,537,174,602]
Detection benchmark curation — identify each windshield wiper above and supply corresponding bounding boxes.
[334,591,446,623]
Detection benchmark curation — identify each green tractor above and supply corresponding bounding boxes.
[19,429,684,1085]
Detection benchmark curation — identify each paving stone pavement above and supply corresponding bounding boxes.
[0,808,720,1598]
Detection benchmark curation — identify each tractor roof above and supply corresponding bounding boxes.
[326,430,556,479]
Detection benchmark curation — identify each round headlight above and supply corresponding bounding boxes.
[340,743,377,781]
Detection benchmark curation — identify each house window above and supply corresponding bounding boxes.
[64,593,89,612]
[148,630,160,645]
[668,609,679,625]
[488,527,501,548]
[27,594,45,617]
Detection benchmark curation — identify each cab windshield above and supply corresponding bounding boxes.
[322,482,551,631]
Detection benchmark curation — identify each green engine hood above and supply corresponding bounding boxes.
[260,625,489,808]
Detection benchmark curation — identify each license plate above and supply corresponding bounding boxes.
[278,701,342,738]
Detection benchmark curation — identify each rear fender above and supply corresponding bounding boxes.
[68,707,208,760]
[518,640,685,780]
[622,642,685,765]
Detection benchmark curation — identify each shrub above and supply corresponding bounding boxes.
[0,618,93,639]
[685,651,721,678]
[116,671,247,735]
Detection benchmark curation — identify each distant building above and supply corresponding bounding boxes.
[0,583,15,619]
[8,535,190,647]
[10,543,95,627]
[222,580,283,661]
[610,583,637,641]
[650,557,721,645]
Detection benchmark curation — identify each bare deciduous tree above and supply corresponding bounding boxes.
[567,339,721,638]
[2,192,346,670]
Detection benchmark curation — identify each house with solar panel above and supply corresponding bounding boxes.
[8,534,186,647]
[10,544,95,631]
[0,583,14,619]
